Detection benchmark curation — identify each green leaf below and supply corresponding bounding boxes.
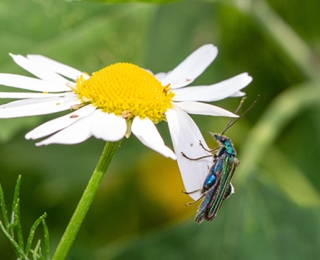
[12,199,25,250]
[41,219,50,260]
[0,183,10,229]
[0,221,27,259]
[25,213,47,256]
[31,239,42,260]
[11,176,24,249]
[69,0,182,3]
[0,176,49,259]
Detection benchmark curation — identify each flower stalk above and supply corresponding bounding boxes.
[52,140,121,260]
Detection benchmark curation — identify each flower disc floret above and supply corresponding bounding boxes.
[75,62,175,123]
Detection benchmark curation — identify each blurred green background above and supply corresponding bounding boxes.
[1,0,320,259]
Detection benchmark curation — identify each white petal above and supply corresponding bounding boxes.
[36,113,95,145]
[0,74,70,92]
[161,44,218,89]
[26,105,96,140]
[173,73,252,102]
[166,107,213,200]
[154,72,168,81]
[9,54,71,84]
[230,91,245,97]
[0,92,70,99]
[131,116,176,160]
[230,183,235,195]
[27,55,85,80]
[0,94,79,118]
[173,102,238,117]
[91,111,126,141]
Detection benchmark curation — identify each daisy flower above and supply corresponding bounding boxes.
[0,44,252,199]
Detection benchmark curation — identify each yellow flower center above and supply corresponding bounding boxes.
[74,63,175,123]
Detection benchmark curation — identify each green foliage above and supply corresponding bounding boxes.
[0,176,50,260]
[71,0,182,3]
[0,0,320,259]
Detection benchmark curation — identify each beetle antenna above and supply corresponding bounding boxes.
[221,95,260,135]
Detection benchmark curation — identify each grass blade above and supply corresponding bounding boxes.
[0,221,28,259]
[31,239,43,260]
[13,198,25,249]
[0,183,10,228]
[42,218,50,260]
[25,213,47,255]
[8,175,22,236]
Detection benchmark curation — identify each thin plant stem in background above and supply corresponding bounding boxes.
[237,81,320,184]
[233,0,318,80]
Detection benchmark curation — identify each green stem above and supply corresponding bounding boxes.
[52,141,121,260]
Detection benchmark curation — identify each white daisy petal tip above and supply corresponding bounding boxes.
[131,116,177,160]
[168,152,177,160]
[9,53,26,63]
[241,72,253,85]
[155,145,177,160]
[231,91,246,97]
[166,108,214,201]
[195,43,218,54]
[25,132,33,140]
[204,43,218,53]
[9,53,18,60]
[172,102,239,118]
[161,44,219,89]
[35,141,47,146]
[24,105,96,141]
[147,143,177,160]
